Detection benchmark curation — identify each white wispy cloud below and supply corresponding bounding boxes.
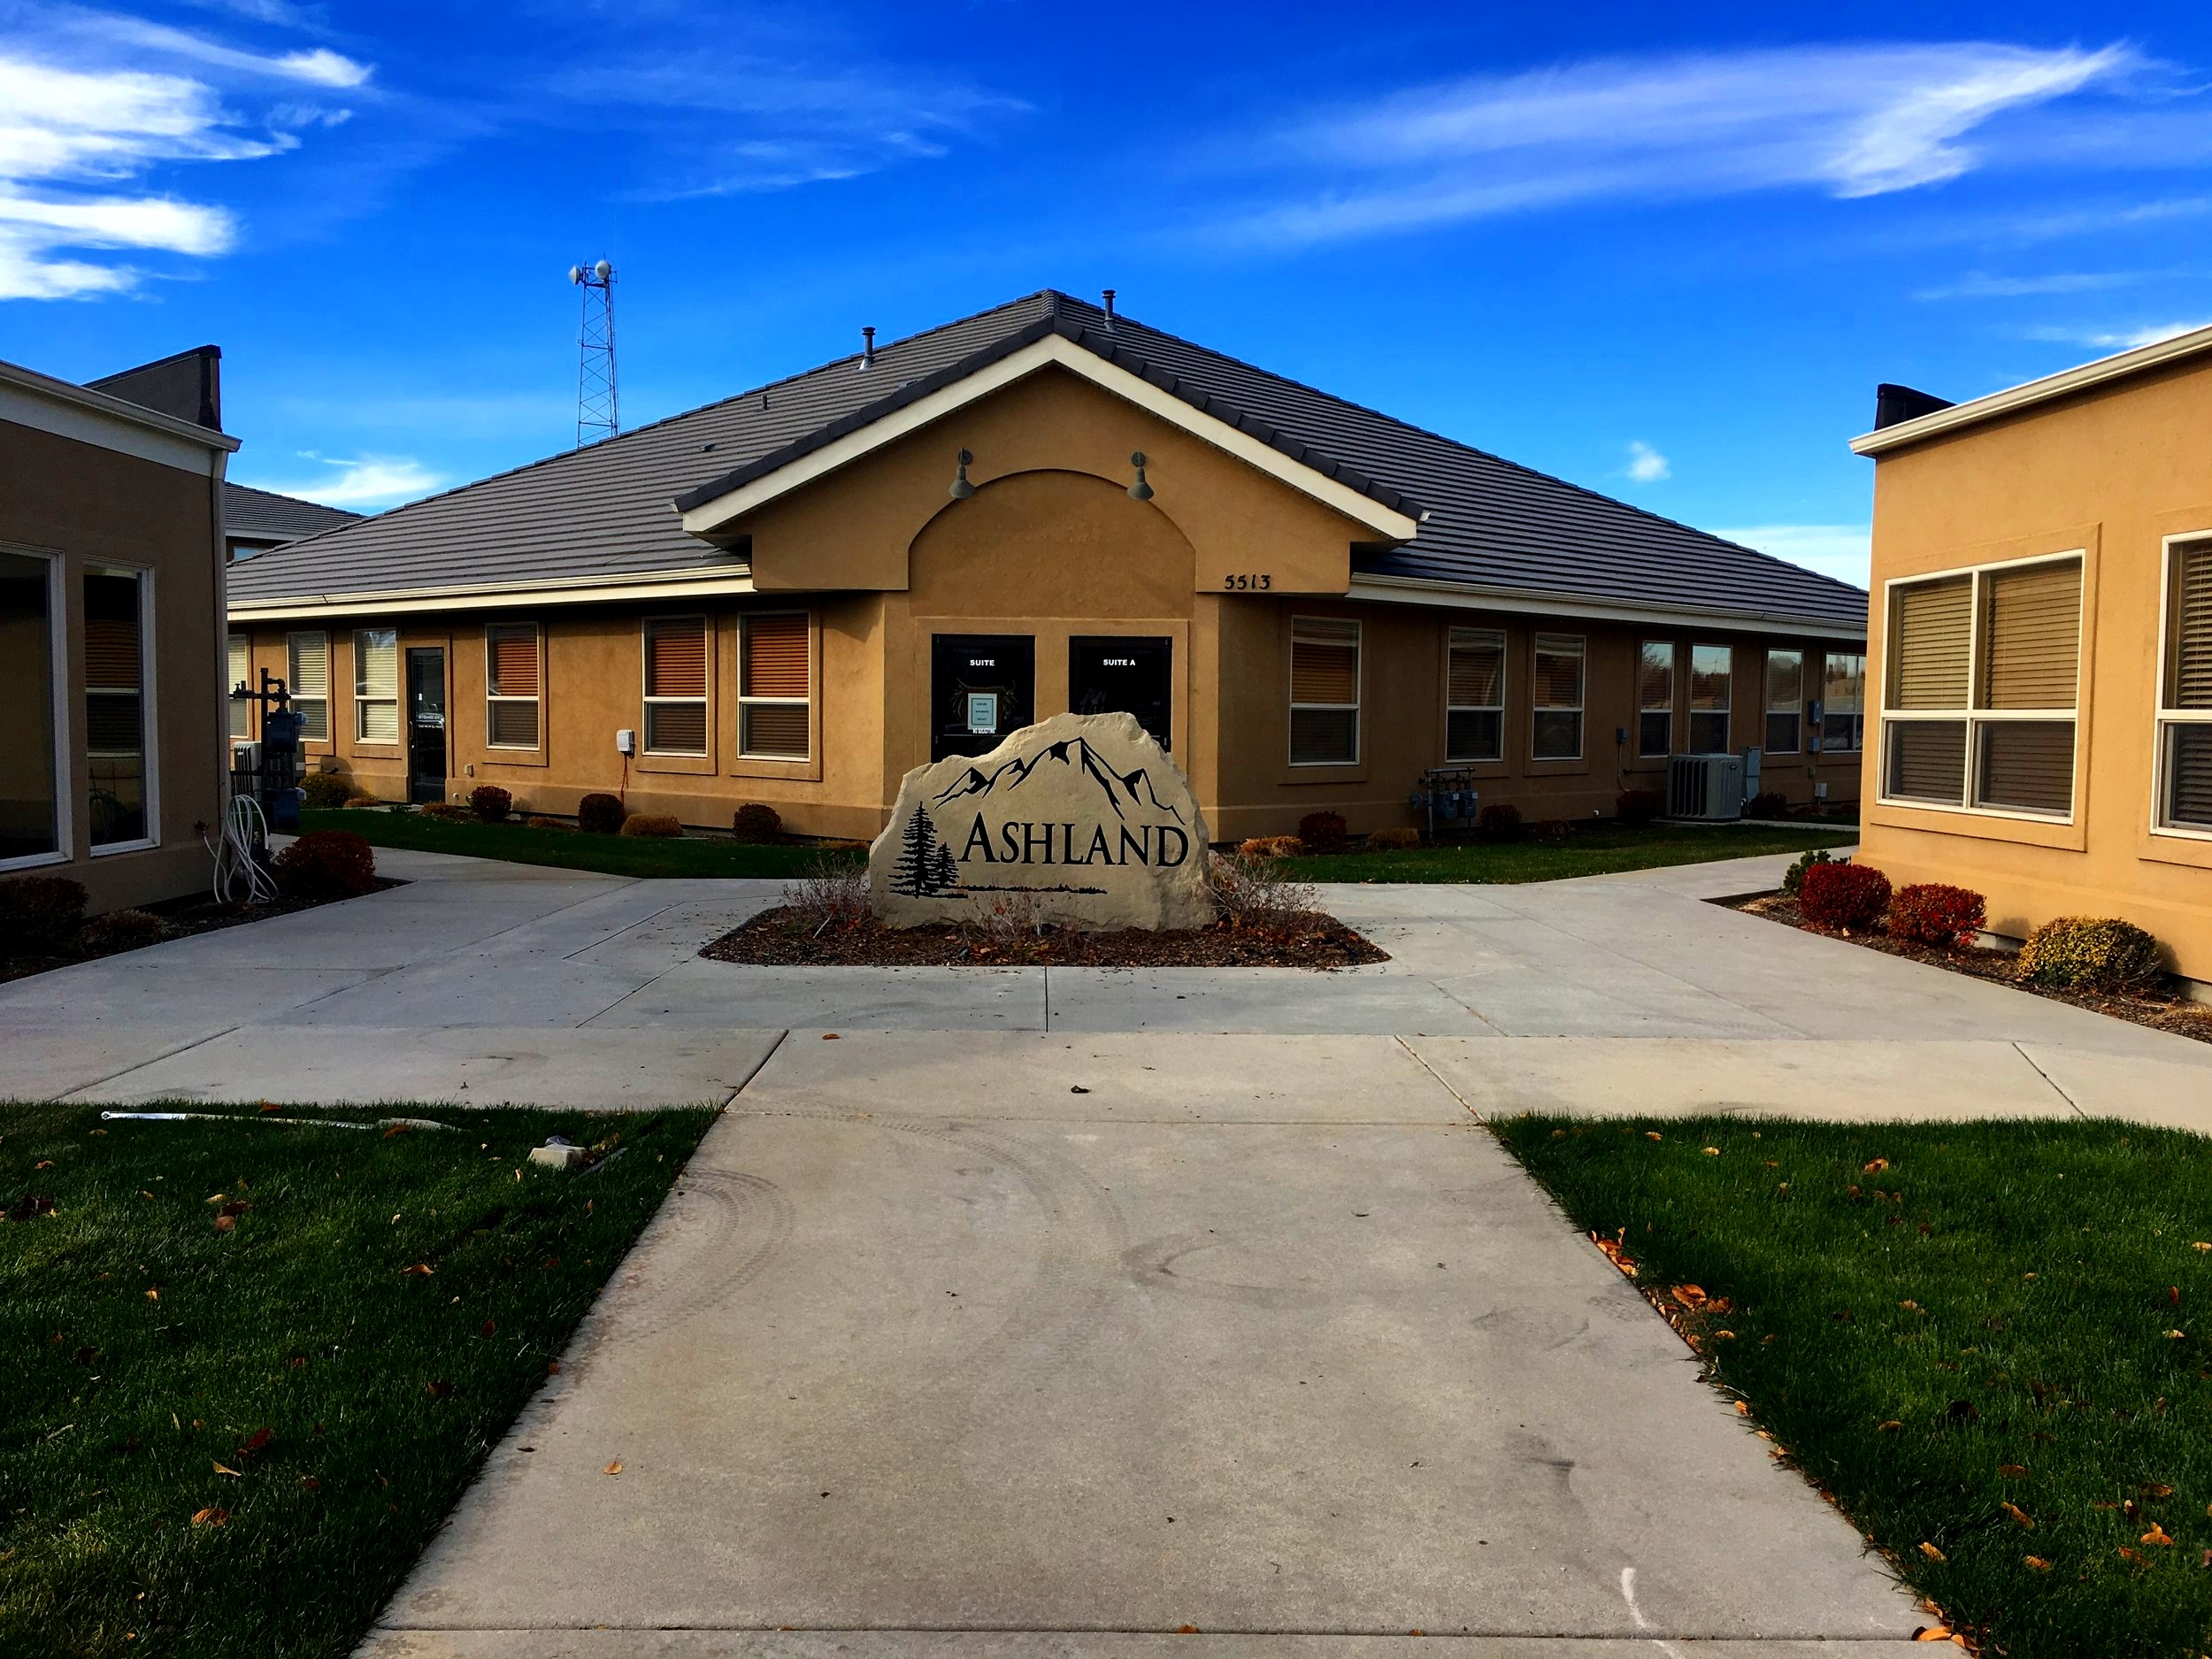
[1222,42,2153,246]
[244,453,442,508]
[2020,318,2212,350]
[1913,270,2152,300]
[0,10,370,299]
[1624,440,1670,483]
[1715,524,1871,588]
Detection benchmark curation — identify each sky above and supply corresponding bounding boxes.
[5,4,2212,589]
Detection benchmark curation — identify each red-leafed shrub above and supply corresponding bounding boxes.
[1477,803,1523,843]
[0,875,88,955]
[273,830,378,899]
[1798,860,1891,932]
[732,803,782,844]
[470,784,512,822]
[1744,791,1790,820]
[1615,787,1663,828]
[577,793,626,835]
[1887,883,1986,949]
[1297,811,1348,855]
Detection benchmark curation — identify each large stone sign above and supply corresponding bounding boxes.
[868,711,1213,931]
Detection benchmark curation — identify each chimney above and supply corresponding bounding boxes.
[860,326,876,369]
[1101,288,1117,326]
[1873,382,1953,430]
[86,344,224,430]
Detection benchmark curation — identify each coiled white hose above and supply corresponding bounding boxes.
[206,792,280,907]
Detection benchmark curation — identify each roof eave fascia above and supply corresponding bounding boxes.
[676,332,1424,543]
[227,562,756,621]
[1849,324,2212,457]
[1348,574,1869,641]
[0,357,241,451]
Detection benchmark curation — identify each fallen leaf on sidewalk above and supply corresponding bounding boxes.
[603,1461,622,1476]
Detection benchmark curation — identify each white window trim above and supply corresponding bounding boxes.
[86,561,158,857]
[1820,650,1866,755]
[287,629,330,743]
[1764,648,1803,757]
[0,544,70,872]
[1688,642,1732,754]
[2154,530,2212,842]
[1531,631,1586,762]
[485,621,542,751]
[353,626,400,745]
[1875,549,2085,824]
[641,613,710,757]
[1288,616,1361,767]
[1444,625,1506,764]
[1638,640,1676,758]
[737,611,811,761]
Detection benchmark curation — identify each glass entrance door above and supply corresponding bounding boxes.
[930,634,1033,761]
[1069,635,1172,750]
[405,648,447,803]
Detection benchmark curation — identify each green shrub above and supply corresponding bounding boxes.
[1781,847,1833,896]
[618,813,682,839]
[81,908,170,954]
[470,784,512,822]
[2016,916,2166,995]
[273,829,378,898]
[577,793,626,835]
[299,771,352,810]
[1297,810,1348,855]
[732,803,782,844]
[0,875,88,955]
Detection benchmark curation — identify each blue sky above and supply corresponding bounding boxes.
[5,2,2211,588]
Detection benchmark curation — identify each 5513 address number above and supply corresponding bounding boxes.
[1221,573,1274,591]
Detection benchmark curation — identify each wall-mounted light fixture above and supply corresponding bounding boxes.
[1127,450,1154,502]
[949,448,977,500]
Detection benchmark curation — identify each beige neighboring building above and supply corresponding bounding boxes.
[227,290,1867,842]
[1852,328,2212,991]
[2,346,240,912]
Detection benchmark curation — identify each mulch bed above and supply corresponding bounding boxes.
[1726,892,2212,1047]
[702,907,1389,969]
[0,879,403,987]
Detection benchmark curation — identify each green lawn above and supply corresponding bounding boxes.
[1,1102,717,1659]
[1279,825,1856,883]
[1495,1115,2212,1659]
[301,808,864,879]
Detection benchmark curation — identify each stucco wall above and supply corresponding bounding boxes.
[1855,351,2212,984]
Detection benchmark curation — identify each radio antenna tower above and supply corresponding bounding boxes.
[568,258,618,447]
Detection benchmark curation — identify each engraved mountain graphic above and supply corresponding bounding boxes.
[929,734,1186,824]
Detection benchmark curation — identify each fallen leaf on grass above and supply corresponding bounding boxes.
[213,1216,234,1233]
[1735,1401,1751,1416]
[2118,1546,2149,1566]
[1900,1300,1922,1312]
[1918,1541,1947,1562]
[1701,1146,1721,1156]
[603,1461,622,1476]
[211,1462,242,1478]
[1645,1132,1663,1142]
[34,1160,52,1170]
[1863,1157,1890,1173]
[237,1429,273,1458]
[403,1263,434,1277]
[2024,1555,2052,1571]
[426,1380,452,1400]
[1671,1285,1709,1310]
[189,1508,227,1527]
[480,1319,496,1337]
[1878,1419,1904,1432]
[2003,1502,2034,1529]
[300,1477,320,1492]
[2142,1524,2175,1546]
[143,1288,157,1301]
[1998,1464,2028,1478]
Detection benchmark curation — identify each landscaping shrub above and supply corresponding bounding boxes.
[1797,860,1891,932]
[525,815,572,831]
[470,784,512,822]
[1887,882,1986,949]
[577,792,626,834]
[273,829,378,898]
[1366,826,1423,851]
[1477,803,1523,843]
[1209,851,1318,931]
[1780,846,1832,896]
[2016,916,2166,995]
[1614,787,1663,828]
[81,907,169,953]
[1235,835,1305,859]
[1297,810,1349,855]
[417,802,469,822]
[782,853,870,932]
[732,803,782,844]
[618,813,682,839]
[343,795,382,808]
[0,874,88,955]
[1743,790,1789,820]
[299,771,353,810]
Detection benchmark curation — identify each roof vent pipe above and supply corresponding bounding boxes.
[1101,288,1117,326]
[860,326,876,369]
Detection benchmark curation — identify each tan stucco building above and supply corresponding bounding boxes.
[227,291,1866,845]
[2,348,240,913]
[1852,326,2212,990]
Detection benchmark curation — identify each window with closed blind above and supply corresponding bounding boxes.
[739,612,810,759]
[1822,652,1863,752]
[354,628,398,743]
[1289,617,1359,765]
[2158,537,2212,835]
[287,632,328,741]
[1765,649,1802,755]
[642,616,709,755]
[1879,554,2082,818]
[1688,644,1731,753]
[486,623,541,749]
[1445,627,1504,762]
[1531,634,1585,760]
[1638,641,1675,757]
[85,567,151,849]
[227,634,251,741]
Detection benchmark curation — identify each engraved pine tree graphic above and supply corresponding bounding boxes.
[890,805,960,897]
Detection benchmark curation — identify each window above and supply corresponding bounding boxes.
[1880,555,2081,818]
[1445,627,1504,762]
[1289,616,1359,765]
[0,549,62,865]
[1688,644,1732,752]
[228,634,251,741]
[739,613,810,759]
[1822,652,1864,753]
[85,568,150,849]
[1638,641,1675,757]
[1764,649,1802,755]
[287,632,329,741]
[643,616,709,755]
[2157,538,2212,834]
[354,628,398,742]
[1531,633,1585,760]
[486,623,541,749]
